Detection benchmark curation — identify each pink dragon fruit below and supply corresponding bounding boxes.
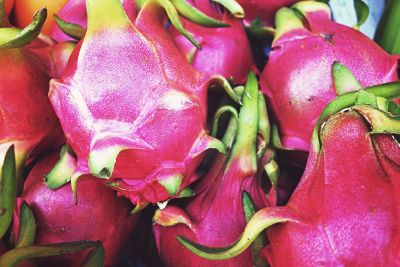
[0,6,64,178]
[154,73,272,267]
[49,0,137,42]
[49,0,232,205]
[25,35,76,79]
[176,83,400,266]
[170,0,255,84]
[237,0,300,26]
[260,1,399,152]
[14,149,138,267]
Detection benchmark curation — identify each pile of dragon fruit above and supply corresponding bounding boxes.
[0,0,399,266]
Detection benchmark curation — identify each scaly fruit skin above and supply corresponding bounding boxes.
[14,151,138,267]
[49,0,137,42]
[176,101,400,265]
[0,48,64,172]
[171,0,255,84]
[154,158,270,267]
[154,73,271,267]
[264,109,400,266]
[13,0,68,34]
[49,0,225,204]
[237,0,299,26]
[261,2,399,151]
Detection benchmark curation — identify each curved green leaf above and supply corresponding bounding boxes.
[0,241,98,267]
[54,14,86,40]
[15,202,37,248]
[354,0,369,30]
[0,8,47,48]
[0,145,16,239]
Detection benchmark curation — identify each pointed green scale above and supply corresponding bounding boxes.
[170,0,230,27]
[270,124,284,149]
[242,192,268,267]
[209,75,242,104]
[159,174,184,196]
[246,18,276,39]
[0,145,16,239]
[15,202,37,248]
[0,8,47,49]
[242,191,255,223]
[292,1,331,17]
[45,145,77,189]
[332,62,363,96]
[54,14,86,40]
[0,241,98,267]
[354,0,369,30]
[226,72,259,173]
[177,207,295,260]
[130,202,149,214]
[273,7,305,44]
[353,105,400,134]
[88,146,125,179]
[204,135,228,154]
[264,159,279,188]
[257,93,271,159]
[211,0,244,19]
[211,105,239,138]
[177,186,195,198]
[311,81,400,152]
[86,0,129,35]
[153,206,194,228]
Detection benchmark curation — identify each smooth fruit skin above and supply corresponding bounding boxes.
[261,3,399,152]
[49,0,225,204]
[13,0,68,34]
[0,47,64,172]
[264,110,400,266]
[5,0,14,15]
[171,0,255,84]
[14,151,138,267]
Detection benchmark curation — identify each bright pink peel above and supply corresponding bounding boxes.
[49,0,228,204]
[260,1,399,152]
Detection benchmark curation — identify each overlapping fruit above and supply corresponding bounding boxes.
[0,0,399,266]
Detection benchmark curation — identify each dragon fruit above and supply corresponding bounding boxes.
[0,5,64,179]
[260,1,399,152]
[49,0,137,42]
[170,0,255,84]
[154,72,272,267]
[176,80,400,266]
[14,150,138,267]
[25,35,76,79]
[237,0,299,26]
[49,0,231,205]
